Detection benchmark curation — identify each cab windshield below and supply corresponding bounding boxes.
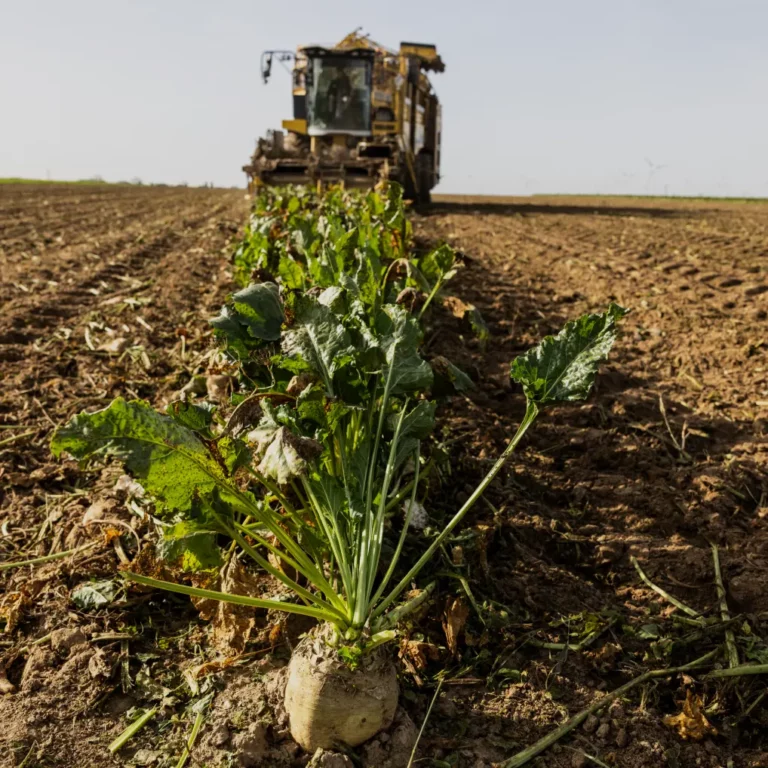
[307,56,371,136]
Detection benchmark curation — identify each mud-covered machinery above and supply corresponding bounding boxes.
[243,30,444,203]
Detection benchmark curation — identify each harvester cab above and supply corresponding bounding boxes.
[303,47,374,136]
[244,31,444,203]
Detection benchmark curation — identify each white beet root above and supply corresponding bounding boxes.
[284,630,399,751]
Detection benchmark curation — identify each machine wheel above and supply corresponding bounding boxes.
[401,165,418,202]
[415,152,433,205]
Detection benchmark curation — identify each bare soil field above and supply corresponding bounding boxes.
[2,187,768,767]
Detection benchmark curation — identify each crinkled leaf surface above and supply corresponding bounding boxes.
[71,580,118,610]
[156,522,223,572]
[257,427,320,484]
[378,306,433,395]
[51,398,242,516]
[166,400,216,434]
[510,303,628,403]
[277,257,305,290]
[247,406,322,485]
[229,282,284,341]
[281,296,355,391]
[246,401,281,444]
[317,285,345,312]
[416,244,457,286]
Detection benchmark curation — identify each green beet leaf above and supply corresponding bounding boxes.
[465,304,490,343]
[378,306,433,395]
[387,400,436,440]
[430,356,474,395]
[209,304,254,359]
[165,400,216,435]
[229,282,284,341]
[281,296,355,393]
[156,522,223,572]
[71,580,119,610]
[51,398,242,516]
[416,243,457,285]
[510,303,628,404]
[277,257,305,290]
[209,282,284,358]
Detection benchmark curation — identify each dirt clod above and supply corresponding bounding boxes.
[210,722,230,747]
[50,627,87,653]
[571,752,588,768]
[583,714,599,733]
[309,749,355,768]
[232,723,268,767]
[20,648,56,692]
[82,498,118,525]
[361,710,418,768]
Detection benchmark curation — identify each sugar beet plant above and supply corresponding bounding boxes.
[51,183,628,752]
[232,184,408,287]
[230,182,488,341]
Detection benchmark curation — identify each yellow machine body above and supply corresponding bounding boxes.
[243,31,444,202]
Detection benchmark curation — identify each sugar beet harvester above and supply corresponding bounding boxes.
[243,30,444,203]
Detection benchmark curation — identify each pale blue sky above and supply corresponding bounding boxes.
[1,0,766,196]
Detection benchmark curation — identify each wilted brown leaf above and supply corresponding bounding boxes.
[589,642,622,670]
[188,656,237,680]
[399,639,440,671]
[442,295,471,319]
[103,527,123,544]
[268,621,283,646]
[474,524,493,577]
[0,592,28,634]
[664,690,717,741]
[442,596,470,657]
[206,558,260,656]
[126,544,170,582]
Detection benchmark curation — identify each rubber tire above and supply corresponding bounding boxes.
[401,166,418,202]
[415,153,433,205]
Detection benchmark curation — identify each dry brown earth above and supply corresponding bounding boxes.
[1,186,767,767]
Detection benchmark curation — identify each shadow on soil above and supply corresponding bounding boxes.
[426,253,764,559]
[420,250,765,609]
